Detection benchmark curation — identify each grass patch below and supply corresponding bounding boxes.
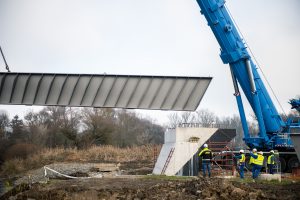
[229,177,298,185]
[258,179,297,185]
[142,175,195,181]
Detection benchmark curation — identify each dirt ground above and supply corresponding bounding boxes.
[2,176,300,200]
[1,162,300,200]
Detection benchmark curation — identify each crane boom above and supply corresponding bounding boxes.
[195,0,297,150]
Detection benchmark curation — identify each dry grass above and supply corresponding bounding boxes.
[1,145,161,176]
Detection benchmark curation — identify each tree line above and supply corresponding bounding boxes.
[0,106,298,163]
[0,107,164,163]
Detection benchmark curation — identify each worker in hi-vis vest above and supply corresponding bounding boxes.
[250,150,264,181]
[267,150,275,174]
[234,149,246,179]
[198,143,212,178]
[248,148,257,166]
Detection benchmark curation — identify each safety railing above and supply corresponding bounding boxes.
[207,141,236,177]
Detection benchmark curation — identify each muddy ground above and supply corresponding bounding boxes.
[2,176,300,200]
[1,162,300,200]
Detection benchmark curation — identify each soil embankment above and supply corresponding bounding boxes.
[1,175,300,200]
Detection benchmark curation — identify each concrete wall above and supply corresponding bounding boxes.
[153,127,218,176]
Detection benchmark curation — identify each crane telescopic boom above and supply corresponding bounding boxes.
[195,0,299,152]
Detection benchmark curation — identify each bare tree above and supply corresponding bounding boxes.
[32,107,82,147]
[194,109,216,127]
[80,108,116,147]
[115,110,142,147]
[181,111,194,124]
[167,113,181,128]
[24,111,48,146]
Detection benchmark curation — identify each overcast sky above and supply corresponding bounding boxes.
[0,0,299,125]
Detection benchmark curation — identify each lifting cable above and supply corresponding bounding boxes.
[225,5,287,118]
[0,45,11,72]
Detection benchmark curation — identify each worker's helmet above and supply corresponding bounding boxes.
[252,148,257,152]
[239,150,244,153]
[258,151,263,155]
[203,144,208,148]
[270,150,274,154]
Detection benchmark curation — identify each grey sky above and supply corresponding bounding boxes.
[0,0,299,124]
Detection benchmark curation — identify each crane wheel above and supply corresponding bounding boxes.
[287,156,299,171]
[279,157,286,172]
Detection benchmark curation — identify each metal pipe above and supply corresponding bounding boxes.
[230,67,239,93]
[245,59,268,142]
[245,59,255,93]
[230,66,250,139]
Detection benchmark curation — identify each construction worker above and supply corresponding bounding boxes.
[249,148,257,166]
[250,150,264,181]
[198,143,212,178]
[267,150,275,174]
[234,149,246,179]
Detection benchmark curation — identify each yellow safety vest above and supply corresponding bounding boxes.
[239,154,245,163]
[198,147,211,157]
[253,154,264,166]
[267,155,275,164]
[249,153,257,164]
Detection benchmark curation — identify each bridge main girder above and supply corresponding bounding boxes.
[0,73,211,111]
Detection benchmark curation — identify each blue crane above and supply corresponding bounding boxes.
[290,99,300,114]
[195,0,300,171]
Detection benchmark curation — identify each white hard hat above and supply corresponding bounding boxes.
[252,148,257,152]
[239,150,244,153]
[270,150,274,153]
[203,144,208,148]
[258,151,263,155]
